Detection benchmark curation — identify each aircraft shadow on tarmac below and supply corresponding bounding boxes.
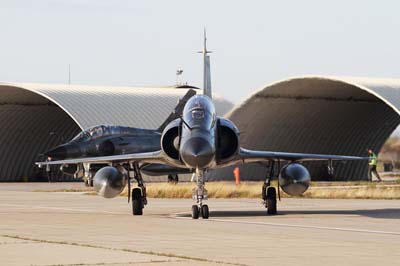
[177,209,400,219]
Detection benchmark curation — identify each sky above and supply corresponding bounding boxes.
[1,0,400,104]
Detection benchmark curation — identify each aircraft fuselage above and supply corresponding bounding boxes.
[180,95,217,169]
[45,126,161,160]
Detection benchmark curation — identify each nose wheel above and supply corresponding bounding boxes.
[191,205,199,219]
[191,204,209,219]
[201,204,209,219]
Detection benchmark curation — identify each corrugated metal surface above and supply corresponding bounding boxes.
[0,83,233,181]
[0,103,80,181]
[210,76,400,181]
[1,82,232,130]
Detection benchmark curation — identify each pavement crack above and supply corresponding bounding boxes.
[2,234,248,266]
[30,260,179,266]
[0,241,32,245]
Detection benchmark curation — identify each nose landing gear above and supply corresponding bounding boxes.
[191,169,209,219]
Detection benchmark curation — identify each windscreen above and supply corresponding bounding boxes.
[183,95,216,129]
[71,125,119,141]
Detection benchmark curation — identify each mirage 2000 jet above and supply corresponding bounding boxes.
[37,32,368,219]
[44,88,197,186]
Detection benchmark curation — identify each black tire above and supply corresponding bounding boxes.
[191,205,199,219]
[173,174,179,184]
[266,187,277,215]
[201,205,209,219]
[132,188,143,215]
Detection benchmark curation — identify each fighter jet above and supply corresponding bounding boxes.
[44,88,196,186]
[37,31,368,219]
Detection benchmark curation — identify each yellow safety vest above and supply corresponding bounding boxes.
[369,153,377,166]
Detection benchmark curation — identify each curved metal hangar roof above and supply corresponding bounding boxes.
[0,82,233,181]
[221,76,400,181]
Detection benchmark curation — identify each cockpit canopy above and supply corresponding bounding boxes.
[183,95,216,129]
[71,125,154,142]
[71,125,116,142]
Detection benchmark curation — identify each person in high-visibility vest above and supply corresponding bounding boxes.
[368,149,382,182]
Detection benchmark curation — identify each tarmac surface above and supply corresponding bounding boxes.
[0,183,400,266]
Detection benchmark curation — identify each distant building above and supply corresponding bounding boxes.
[378,138,400,171]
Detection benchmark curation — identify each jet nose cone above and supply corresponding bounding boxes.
[181,137,214,168]
[44,145,67,160]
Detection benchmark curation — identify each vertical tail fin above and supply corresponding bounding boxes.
[199,28,212,98]
[204,54,211,97]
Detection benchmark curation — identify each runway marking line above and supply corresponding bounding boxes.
[0,234,248,266]
[173,215,400,236]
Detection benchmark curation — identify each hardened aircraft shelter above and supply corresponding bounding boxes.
[211,76,400,181]
[2,76,400,182]
[0,83,232,181]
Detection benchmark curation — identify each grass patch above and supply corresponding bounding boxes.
[36,181,400,200]
[120,181,400,200]
[310,181,376,187]
[120,182,264,199]
[303,186,400,199]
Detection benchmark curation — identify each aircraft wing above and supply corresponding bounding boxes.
[36,150,167,167]
[235,148,368,163]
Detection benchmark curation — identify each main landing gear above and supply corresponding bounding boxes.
[191,169,209,219]
[167,174,179,184]
[83,163,94,187]
[262,161,278,215]
[129,163,147,216]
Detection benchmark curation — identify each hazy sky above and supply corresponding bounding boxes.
[1,0,400,104]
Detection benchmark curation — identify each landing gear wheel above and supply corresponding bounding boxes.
[266,187,277,215]
[168,174,179,184]
[191,205,199,219]
[84,178,93,187]
[132,188,143,215]
[201,204,209,219]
